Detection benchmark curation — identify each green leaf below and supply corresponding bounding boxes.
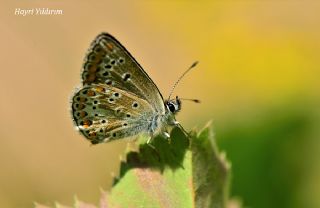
[108,124,231,208]
[192,123,231,208]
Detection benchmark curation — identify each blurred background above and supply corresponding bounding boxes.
[1,1,319,207]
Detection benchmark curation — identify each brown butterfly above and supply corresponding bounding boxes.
[71,33,198,144]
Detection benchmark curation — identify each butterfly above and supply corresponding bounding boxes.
[71,33,198,144]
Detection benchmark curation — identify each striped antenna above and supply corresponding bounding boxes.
[168,61,198,100]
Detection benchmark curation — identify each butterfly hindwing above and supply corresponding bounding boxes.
[72,84,155,144]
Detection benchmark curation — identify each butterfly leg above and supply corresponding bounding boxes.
[144,135,162,162]
[146,136,158,152]
[163,132,170,138]
[147,136,153,144]
[147,132,159,145]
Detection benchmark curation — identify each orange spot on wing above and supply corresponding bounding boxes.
[87,90,96,96]
[76,103,85,110]
[88,66,97,73]
[106,42,113,50]
[95,86,105,92]
[83,119,92,128]
[80,111,87,118]
[86,74,96,82]
[88,132,97,137]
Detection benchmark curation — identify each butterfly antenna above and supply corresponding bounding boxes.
[168,61,198,100]
[180,98,201,103]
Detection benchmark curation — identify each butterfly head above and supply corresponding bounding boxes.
[165,96,181,114]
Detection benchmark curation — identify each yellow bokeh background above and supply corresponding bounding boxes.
[0,1,319,207]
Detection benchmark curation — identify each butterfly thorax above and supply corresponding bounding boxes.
[146,97,181,136]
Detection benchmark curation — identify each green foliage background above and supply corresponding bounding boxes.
[217,102,319,208]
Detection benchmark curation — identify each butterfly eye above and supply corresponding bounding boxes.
[167,103,176,112]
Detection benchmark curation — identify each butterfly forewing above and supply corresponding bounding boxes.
[82,33,165,112]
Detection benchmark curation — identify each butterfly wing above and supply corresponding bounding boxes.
[72,84,156,144]
[81,33,165,113]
